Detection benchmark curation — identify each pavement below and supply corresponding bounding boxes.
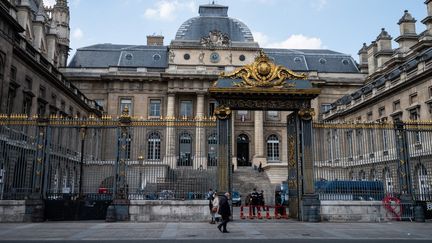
[0,220,431,243]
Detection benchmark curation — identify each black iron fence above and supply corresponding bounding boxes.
[313,121,432,202]
[0,115,217,202]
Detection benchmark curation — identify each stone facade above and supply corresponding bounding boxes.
[323,5,432,122]
[0,0,101,117]
[62,3,364,184]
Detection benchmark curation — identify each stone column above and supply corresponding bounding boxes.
[299,108,320,222]
[194,94,207,169]
[231,116,237,171]
[253,111,266,167]
[164,93,177,168]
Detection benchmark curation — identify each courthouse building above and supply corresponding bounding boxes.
[62,3,365,182]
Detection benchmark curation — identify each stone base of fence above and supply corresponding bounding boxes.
[0,200,44,222]
[129,200,209,222]
[320,201,413,222]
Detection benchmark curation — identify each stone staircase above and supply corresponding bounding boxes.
[232,167,276,206]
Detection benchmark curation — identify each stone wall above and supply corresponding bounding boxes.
[320,201,403,222]
[129,200,210,222]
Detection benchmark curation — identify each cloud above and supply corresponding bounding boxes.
[311,0,328,11]
[253,32,323,49]
[143,0,196,21]
[72,28,84,40]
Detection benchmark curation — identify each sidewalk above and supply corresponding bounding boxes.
[0,221,431,242]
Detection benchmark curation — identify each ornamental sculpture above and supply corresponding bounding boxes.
[221,50,307,88]
[200,30,231,48]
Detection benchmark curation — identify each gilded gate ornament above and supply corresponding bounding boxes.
[299,108,315,121]
[214,105,232,120]
[221,50,306,88]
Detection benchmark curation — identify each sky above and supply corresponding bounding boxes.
[43,0,427,63]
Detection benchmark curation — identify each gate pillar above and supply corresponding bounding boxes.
[215,105,232,194]
[299,108,320,222]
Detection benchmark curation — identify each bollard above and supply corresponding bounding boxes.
[106,205,117,222]
[257,206,262,219]
[248,205,254,219]
[275,206,281,219]
[414,205,425,222]
[240,206,245,219]
[266,206,271,219]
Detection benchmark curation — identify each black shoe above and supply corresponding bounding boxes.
[217,225,222,232]
[223,230,229,233]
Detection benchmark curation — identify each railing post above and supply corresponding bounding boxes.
[394,121,414,220]
[78,127,86,198]
[111,108,132,221]
[33,117,50,200]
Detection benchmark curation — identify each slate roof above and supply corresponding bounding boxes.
[174,4,254,42]
[68,44,168,68]
[264,49,360,73]
[324,47,432,113]
[68,45,359,73]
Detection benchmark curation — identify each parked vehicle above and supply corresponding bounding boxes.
[232,191,241,206]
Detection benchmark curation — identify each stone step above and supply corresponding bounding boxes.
[233,167,276,206]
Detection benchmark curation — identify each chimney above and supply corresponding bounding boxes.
[395,10,418,53]
[367,41,378,75]
[422,0,432,36]
[375,28,393,69]
[358,43,369,74]
[147,35,164,46]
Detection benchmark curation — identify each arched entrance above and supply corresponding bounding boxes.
[237,134,250,166]
[209,51,321,221]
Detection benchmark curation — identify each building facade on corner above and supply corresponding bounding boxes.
[0,0,101,118]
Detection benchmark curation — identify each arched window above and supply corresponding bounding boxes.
[208,133,217,166]
[383,167,394,195]
[415,164,430,201]
[369,168,377,181]
[358,170,366,181]
[179,132,192,166]
[147,132,161,160]
[267,134,280,162]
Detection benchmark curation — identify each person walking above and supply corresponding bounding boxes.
[207,188,215,224]
[217,192,231,233]
[211,191,219,223]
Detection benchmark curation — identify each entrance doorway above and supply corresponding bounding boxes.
[237,134,250,166]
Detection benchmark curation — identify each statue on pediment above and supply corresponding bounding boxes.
[200,30,231,48]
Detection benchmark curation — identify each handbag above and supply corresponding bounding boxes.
[212,207,218,213]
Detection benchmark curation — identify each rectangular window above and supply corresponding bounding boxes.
[429,86,432,98]
[410,109,419,120]
[10,66,16,82]
[237,110,248,121]
[22,96,32,116]
[149,99,161,117]
[367,112,373,121]
[393,100,401,111]
[6,88,16,115]
[120,98,133,115]
[409,93,418,104]
[208,101,217,117]
[267,111,279,121]
[25,76,32,90]
[378,107,385,117]
[69,106,74,117]
[39,86,46,99]
[321,104,332,113]
[180,100,193,117]
[346,130,353,159]
[61,100,66,112]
